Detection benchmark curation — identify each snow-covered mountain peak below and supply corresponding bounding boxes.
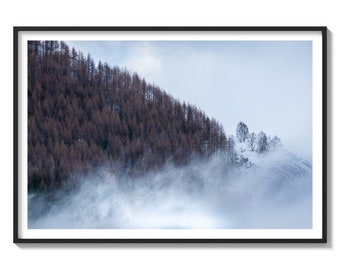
[228,122,312,179]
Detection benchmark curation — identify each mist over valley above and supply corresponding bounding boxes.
[27,41,313,229]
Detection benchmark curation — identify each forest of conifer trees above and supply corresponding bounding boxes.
[28,40,229,191]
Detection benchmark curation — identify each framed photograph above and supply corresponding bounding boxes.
[14,26,327,243]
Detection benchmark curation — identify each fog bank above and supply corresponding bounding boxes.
[28,151,312,229]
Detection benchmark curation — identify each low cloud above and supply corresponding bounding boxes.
[28,150,312,229]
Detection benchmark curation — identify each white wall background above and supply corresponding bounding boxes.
[0,1,337,269]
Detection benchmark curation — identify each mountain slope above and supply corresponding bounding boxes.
[28,118,313,229]
[28,41,227,191]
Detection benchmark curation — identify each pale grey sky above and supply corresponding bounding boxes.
[66,40,312,159]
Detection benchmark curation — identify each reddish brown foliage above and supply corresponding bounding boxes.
[28,41,227,191]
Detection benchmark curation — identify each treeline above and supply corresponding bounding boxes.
[28,41,228,191]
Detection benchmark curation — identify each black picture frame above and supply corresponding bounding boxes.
[14,26,327,243]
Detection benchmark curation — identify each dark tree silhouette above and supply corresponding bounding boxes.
[257,131,269,153]
[236,122,249,142]
[248,132,257,151]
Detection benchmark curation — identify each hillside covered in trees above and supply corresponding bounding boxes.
[28,41,229,191]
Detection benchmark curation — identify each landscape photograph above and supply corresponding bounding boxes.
[23,35,317,235]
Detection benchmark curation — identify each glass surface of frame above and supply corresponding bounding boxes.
[13,26,327,243]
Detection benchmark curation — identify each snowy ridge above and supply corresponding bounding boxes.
[234,139,311,174]
[230,121,311,178]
